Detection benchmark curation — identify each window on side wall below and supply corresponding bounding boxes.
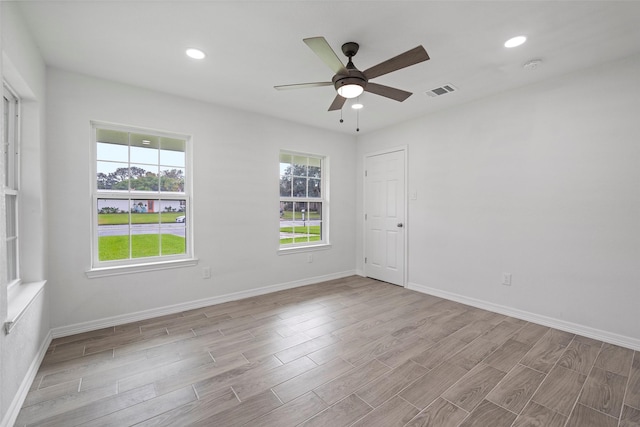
[279,151,328,250]
[3,84,20,288]
[91,123,192,271]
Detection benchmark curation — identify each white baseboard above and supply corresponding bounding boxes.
[1,330,52,427]
[51,270,356,339]
[407,281,640,351]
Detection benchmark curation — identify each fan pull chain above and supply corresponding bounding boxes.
[356,108,360,132]
[339,108,343,124]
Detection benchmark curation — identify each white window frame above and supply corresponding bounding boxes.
[3,83,21,290]
[278,150,330,253]
[88,122,196,277]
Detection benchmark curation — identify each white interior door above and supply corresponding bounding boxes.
[364,149,406,286]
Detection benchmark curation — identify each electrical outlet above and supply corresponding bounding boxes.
[202,267,211,279]
[307,254,313,263]
[502,273,512,286]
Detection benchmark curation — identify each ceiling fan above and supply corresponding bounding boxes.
[274,37,430,111]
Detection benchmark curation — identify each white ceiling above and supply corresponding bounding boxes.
[15,1,640,135]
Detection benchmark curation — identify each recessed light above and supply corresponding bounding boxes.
[351,103,363,110]
[142,140,151,145]
[504,36,527,48]
[186,48,206,59]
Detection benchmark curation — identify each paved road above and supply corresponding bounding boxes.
[98,224,186,237]
[99,220,318,239]
[279,220,321,227]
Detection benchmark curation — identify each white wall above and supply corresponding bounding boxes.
[46,68,357,330]
[1,3,49,426]
[357,54,640,346]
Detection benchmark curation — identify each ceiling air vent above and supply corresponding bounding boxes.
[426,84,457,97]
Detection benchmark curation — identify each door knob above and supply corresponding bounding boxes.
[397,223,404,228]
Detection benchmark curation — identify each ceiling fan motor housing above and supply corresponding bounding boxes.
[332,69,367,92]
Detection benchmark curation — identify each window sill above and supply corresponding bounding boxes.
[278,244,332,255]
[5,280,47,334]
[86,258,199,278]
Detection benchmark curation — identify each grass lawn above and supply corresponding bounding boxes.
[279,225,321,245]
[99,234,186,260]
[279,236,321,244]
[280,211,321,220]
[279,226,321,235]
[98,212,183,225]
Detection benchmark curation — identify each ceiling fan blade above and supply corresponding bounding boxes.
[304,37,347,75]
[363,46,430,80]
[274,82,333,90]
[328,95,347,111]
[364,82,412,102]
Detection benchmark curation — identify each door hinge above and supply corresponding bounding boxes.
[365,170,367,177]
[364,257,367,264]
[364,213,367,220]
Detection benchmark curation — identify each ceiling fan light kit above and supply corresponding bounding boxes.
[274,36,430,112]
[335,82,364,98]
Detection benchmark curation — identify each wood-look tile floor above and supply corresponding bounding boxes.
[16,276,640,427]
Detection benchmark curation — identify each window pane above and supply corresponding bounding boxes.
[98,235,130,261]
[159,199,187,256]
[132,227,160,258]
[5,193,17,282]
[280,201,293,219]
[292,155,307,177]
[6,194,17,237]
[280,153,292,175]
[7,238,17,282]
[308,157,321,178]
[131,198,159,259]
[160,167,185,192]
[96,128,128,145]
[293,177,306,197]
[130,164,159,191]
[130,145,159,165]
[292,225,309,244]
[97,142,128,163]
[158,199,184,215]
[279,175,292,197]
[294,201,308,220]
[308,178,321,198]
[97,198,130,261]
[131,199,158,218]
[97,162,129,190]
[3,142,8,187]
[308,202,322,220]
[97,199,129,216]
[160,137,185,167]
[4,95,10,187]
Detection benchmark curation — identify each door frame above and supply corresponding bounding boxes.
[363,145,408,287]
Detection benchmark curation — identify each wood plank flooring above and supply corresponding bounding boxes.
[15,276,640,426]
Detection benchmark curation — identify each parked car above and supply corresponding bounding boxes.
[175,215,186,223]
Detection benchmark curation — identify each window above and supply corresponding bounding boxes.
[3,84,20,287]
[279,151,328,249]
[92,123,192,270]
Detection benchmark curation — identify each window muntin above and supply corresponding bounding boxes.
[93,124,190,267]
[3,85,20,286]
[279,152,326,248]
